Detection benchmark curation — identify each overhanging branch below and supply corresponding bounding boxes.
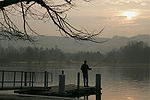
[0,0,105,43]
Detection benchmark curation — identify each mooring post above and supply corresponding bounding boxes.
[24,72,27,86]
[96,74,102,100]
[29,72,31,86]
[59,70,65,94]
[1,70,4,89]
[21,71,23,88]
[96,92,101,100]
[62,70,64,75]
[31,72,34,87]
[13,71,16,87]
[47,72,49,87]
[77,72,80,97]
[51,73,53,83]
[77,72,80,91]
[44,71,48,88]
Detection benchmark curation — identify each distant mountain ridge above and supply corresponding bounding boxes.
[0,35,150,53]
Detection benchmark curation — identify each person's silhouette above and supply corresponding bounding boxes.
[81,60,91,87]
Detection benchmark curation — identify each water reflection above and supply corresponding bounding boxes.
[96,93,101,100]
[83,96,88,100]
[80,92,101,100]
[0,65,150,100]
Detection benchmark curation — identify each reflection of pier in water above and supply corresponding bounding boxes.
[83,93,101,100]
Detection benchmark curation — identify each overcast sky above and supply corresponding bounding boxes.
[2,0,150,38]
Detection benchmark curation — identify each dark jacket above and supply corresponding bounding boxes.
[81,64,91,74]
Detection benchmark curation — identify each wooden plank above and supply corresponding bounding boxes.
[15,84,96,97]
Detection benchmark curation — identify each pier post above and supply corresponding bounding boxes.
[77,72,80,97]
[62,70,64,75]
[47,72,49,87]
[59,71,65,94]
[44,71,48,88]
[29,72,31,86]
[96,92,101,100]
[31,72,34,87]
[77,72,80,91]
[21,71,23,88]
[1,70,4,89]
[51,73,53,83]
[96,74,102,100]
[13,71,16,87]
[24,72,27,86]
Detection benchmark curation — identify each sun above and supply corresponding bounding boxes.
[122,11,137,19]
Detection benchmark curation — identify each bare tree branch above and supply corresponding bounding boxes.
[0,0,105,43]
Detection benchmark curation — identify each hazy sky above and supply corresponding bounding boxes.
[1,0,150,38]
[67,0,150,38]
[37,0,150,38]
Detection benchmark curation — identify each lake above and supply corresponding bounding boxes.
[0,64,150,100]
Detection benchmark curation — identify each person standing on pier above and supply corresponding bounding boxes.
[81,60,92,87]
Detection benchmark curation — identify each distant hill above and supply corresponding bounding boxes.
[0,35,150,53]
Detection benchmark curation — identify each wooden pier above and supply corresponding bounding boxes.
[15,72,102,99]
[0,70,53,90]
[15,84,98,97]
[0,70,102,99]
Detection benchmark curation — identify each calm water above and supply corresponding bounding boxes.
[0,64,150,100]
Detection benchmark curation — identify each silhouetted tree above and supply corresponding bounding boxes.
[0,0,104,42]
[104,41,150,64]
[118,41,150,64]
[0,41,149,66]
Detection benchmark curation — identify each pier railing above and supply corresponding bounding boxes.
[0,70,53,89]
